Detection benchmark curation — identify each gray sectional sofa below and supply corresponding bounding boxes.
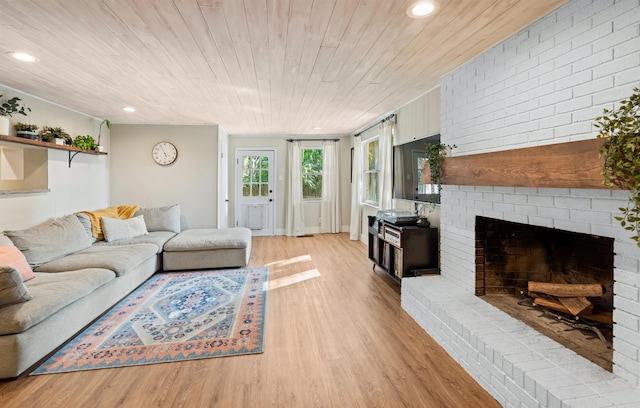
[0,205,182,379]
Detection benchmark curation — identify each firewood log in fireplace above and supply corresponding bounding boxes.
[527,281,604,297]
[528,281,612,325]
[531,297,613,325]
[557,296,593,315]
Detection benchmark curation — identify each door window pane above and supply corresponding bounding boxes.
[242,155,270,197]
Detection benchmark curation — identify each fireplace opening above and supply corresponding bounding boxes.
[475,216,614,371]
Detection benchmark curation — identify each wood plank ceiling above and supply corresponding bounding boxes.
[0,0,567,135]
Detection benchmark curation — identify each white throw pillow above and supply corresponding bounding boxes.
[101,216,148,242]
[127,215,149,237]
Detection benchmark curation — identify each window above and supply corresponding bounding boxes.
[302,148,322,200]
[363,137,379,205]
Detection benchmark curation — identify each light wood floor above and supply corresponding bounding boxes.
[0,233,499,407]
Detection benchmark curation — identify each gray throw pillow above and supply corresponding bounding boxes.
[134,205,181,233]
[4,215,93,268]
[75,213,98,243]
[0,266,32,307]
[101,217,133,242]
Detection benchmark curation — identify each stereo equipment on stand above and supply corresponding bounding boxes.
[367,215,439,281]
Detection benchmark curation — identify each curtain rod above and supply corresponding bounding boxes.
[354,113,397,137]
[286,138,340,142]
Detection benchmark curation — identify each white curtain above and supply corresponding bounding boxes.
[285,141,305,236]
[349,136,363,240]
[320,140,341,233]
[378,117,395,210]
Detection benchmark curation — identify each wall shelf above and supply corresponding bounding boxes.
[0,134,107,168]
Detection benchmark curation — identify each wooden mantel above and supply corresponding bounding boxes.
[442,138,618,190]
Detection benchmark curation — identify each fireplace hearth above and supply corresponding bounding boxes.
[475,217,615,370]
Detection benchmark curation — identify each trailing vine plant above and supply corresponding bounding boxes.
[72,135,98,151]
[594,87,640,248]
[424,141,456,198]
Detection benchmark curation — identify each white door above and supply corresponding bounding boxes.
[218,135,229,228]
[235,149,275,236]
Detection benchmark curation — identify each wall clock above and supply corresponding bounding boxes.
[152,141,178,166]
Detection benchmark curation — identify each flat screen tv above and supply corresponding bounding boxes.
[393,134,441,203]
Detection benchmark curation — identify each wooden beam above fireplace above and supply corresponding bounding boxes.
[442,138,619,189]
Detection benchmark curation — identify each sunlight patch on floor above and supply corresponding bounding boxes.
[268,268,321,290]
[265,254,312,267]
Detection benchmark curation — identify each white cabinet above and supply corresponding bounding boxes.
[395,86,440,146]
[428,87,440,136]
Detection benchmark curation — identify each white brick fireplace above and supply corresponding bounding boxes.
[402,1,640,406]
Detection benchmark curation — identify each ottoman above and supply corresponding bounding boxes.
[162,228,252,271]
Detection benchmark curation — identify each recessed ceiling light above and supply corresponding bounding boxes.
[123,107,136,112]
[407,1,440,18]
[313,127,321,130]
[7,52,38,62]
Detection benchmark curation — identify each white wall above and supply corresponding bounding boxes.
[229,135,352,235]
[110,124,218,230]
[0,85,109,230]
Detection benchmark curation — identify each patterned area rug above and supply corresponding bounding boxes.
[32,268,268,375]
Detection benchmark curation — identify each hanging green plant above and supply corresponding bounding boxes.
[594,87,640,248]
[424,141,456,195]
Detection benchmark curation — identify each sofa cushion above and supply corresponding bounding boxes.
[0,245,35,282]
[134,205,181,233]
[0,266,32,307]
[35,244,158,277]
[163,228,252,251]
[0,269,115,335]
[4,215,93,268]
[93,231,177,254]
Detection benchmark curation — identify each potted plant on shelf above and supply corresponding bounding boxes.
[72,135,98,151]
[13,122,39,139]
[96,119,110,152]
[0,95,31,135]
[594,87,640,248]
[41,126,72,145]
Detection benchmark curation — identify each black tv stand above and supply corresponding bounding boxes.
[367,216,439,281]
